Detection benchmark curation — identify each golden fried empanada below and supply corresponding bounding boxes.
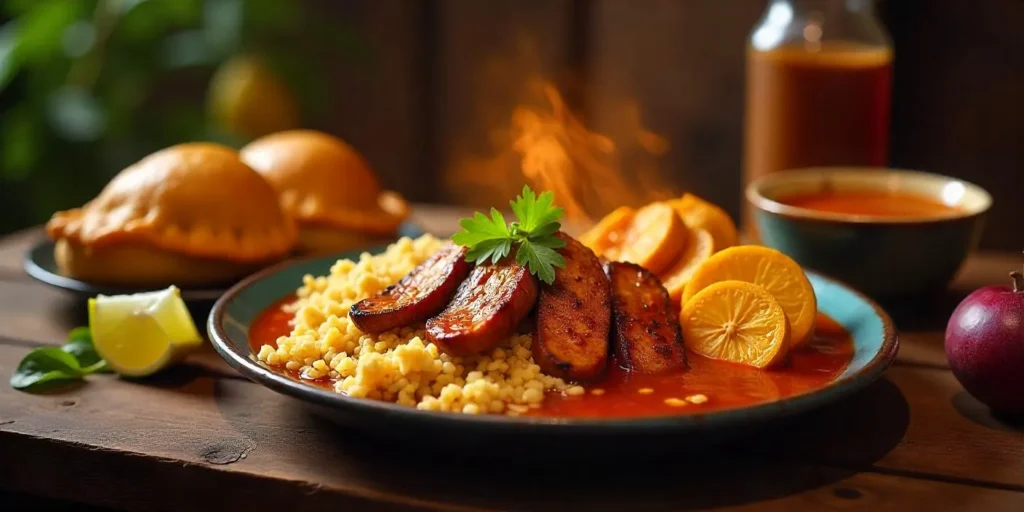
[240,130,410,253]
[46,142,297,286]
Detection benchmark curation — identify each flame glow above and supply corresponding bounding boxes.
[446,78,678,228]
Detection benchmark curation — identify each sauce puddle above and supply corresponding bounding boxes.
[778,190,962,218]
[250,297,854,418]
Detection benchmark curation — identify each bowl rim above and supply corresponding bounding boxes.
[746,167,992,224]
[206,248,900,434]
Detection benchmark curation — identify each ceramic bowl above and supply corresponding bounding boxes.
[746,168,991,300]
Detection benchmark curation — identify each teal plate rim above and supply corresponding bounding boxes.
[207,246,899,433]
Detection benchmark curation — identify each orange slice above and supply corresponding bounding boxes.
[603,202,688,274]
[682,245,817,347]
[659,227,715,303]
[681,280,790,368]
[579,206,634,257]
[669,193,738,251]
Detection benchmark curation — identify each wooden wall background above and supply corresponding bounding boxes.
[314,0,1021,251]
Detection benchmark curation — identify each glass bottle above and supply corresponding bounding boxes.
[741,0,893,234]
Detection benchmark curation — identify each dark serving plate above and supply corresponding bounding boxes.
[23,222,425,303]
[207,244,899,455]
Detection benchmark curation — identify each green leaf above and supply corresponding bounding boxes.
[10,347,84,391]
[452,187,566,281]
[67,326,91,343]
[116,0,202,42]
[509,185,564,234]
[529,234,567,250]
[516,240,565,285]
[64,327,111,373]
[0,106,40,180]
[528,221,561,239]
[0,0,84,93]
[0,23,18,91]
[10,0,84,61]
[451,209,509,247]
[465,238,509,265]
[509,185,536,229]
[62,339,108,371]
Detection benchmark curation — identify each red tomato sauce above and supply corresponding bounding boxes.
[249,297,854,418]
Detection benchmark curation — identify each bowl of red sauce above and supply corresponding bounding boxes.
[746,167,991,300]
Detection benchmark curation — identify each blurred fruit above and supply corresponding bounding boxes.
[683,245,817,347]
[208,55,300,140]
[669,193,739,251]
[945,270,1024,418]
[681,280,790,368]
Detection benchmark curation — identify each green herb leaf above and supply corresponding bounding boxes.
[511,185,564,234]
[10,326,113,391]
[451,209,510,247]
[67,326,91,343]
[62,326,110,371]
[63,340,110,373]
[10,347,85,391]
[451,186,568,284]
[515,239,565,285]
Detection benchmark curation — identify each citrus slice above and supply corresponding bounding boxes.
[88,286,203,377]
[659,227,715,303]
[681,280,790,368]
[602,202,688,274]
[682,245,817,347]
[579,206,635,257]
[669,193,739,251]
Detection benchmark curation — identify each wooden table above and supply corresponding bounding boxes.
[1,205,1022,511]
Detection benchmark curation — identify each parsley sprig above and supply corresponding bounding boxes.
[452,186,567,284]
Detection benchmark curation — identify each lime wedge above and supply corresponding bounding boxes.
[88,286,203,377]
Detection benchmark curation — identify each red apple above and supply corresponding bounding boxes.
[945,270,1024,417]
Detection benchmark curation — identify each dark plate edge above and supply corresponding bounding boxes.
[23,240,229,301]
[21,219,426,302]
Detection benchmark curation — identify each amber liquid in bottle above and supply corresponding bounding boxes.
[743,42,893,233]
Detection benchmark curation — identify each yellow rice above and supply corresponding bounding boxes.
[256,234,582,415]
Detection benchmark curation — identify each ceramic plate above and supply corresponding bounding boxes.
[23,222,426,303]
[207,245,899,453]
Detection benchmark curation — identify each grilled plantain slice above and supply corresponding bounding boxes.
[426,257,538,356]
[350,242,471,333]
[533,233,611,381]
[605,261,687,374]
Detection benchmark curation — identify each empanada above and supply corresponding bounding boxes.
[240,130,409,253]
[46,142,297,286]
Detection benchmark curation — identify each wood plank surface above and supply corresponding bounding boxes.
[0,341,1021,511]
[2,209,1023,510]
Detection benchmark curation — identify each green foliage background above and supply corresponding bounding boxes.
[0,0,368,234]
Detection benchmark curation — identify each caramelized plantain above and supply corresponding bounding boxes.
[533,233,611,381]
[605,261,687,374]
[426,257,538,356]
[350,242,471,333]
